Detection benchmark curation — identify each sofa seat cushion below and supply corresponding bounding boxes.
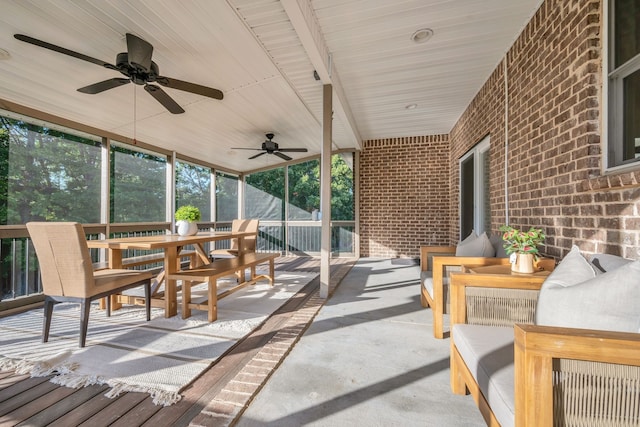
[453,324,515,427]
[421,270,433,297]
[421,267,461,311]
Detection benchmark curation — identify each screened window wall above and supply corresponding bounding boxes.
[245,154,356,256]
[0,110,238,303]
[0,109,357,304]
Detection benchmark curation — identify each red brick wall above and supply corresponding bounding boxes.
[361,0,640,260]
[359,135,449,258]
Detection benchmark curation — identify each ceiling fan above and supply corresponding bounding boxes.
[233,133,308,161]
[14,33,223,114]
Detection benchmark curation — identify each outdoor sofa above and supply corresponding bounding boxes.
[421,231,523,339]
[449,246,640,426]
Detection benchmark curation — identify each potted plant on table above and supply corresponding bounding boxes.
[499,225,545,273]
[175,205,201,236]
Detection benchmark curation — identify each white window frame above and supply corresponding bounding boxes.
[459,136,490,235]
[605,0,640,172]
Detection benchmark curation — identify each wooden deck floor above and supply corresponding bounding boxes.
[0,257,356,427]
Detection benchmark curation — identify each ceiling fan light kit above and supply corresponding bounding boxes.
[14,33,223,114]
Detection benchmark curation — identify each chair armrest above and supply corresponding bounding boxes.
[419,246,456,271]
[434,256,510,308]
[449,271,546,326]
[514,324,640,427]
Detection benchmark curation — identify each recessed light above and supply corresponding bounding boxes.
[0,48,11,60]
[405,103,418,110]
[411,28,433,44]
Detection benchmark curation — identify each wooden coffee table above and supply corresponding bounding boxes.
[464,264,551,277]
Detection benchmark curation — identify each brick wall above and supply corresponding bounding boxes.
[361,0,640,260]
[359,135,449,258]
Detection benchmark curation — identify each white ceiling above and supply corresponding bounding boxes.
[0,0,541,173]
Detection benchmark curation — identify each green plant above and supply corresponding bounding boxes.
[175,205,201,222]
[499,225,545,256]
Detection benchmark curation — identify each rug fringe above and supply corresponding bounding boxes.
[50,373,181,406]
[0,351,76,377]
[105,380,182,406]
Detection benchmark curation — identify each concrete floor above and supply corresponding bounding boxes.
[236,258,486,427]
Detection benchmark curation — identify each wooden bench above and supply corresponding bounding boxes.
[94,250,198,271]
[167,252,279,322]
[95,250,198,310]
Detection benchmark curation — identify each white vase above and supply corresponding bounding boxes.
[511,253,535,274]
[176,220,198,236]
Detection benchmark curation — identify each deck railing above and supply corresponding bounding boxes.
[0,220,356,305]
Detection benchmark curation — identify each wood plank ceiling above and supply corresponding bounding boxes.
[0,0,541,173]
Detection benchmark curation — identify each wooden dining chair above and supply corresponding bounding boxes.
[26,222,153,347]
[210,219,259,259]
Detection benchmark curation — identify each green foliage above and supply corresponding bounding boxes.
[246,168,285,220]
[175,205,201,222]
[499,225,545,256]
[0,116,102,224]
[110,145,166,222]
[330,154,354,221]
[246,154,354,221]
[288,160,320,219]
[176,161,211,220]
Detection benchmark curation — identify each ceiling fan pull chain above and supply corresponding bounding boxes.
[133,85,137,145]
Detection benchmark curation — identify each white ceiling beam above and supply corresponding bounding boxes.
[281,0,362,150]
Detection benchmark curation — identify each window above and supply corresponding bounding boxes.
[215,171,238,221]
[176,160,211,221]
[245,169,285,220]
[460,136,490,237]
[331,153,355,221]
[110,143,166,222]
[0,114,102,224]
[607,0,640,168]
[288,160,320,220]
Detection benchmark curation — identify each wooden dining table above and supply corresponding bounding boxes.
[86,231,256,317]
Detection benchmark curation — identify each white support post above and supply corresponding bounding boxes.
[320,84,332,299]
[168,152,177,233]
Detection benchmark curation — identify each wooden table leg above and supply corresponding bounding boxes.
[163,247,179,317]
[193,243,210,266]
[99,249,124,310]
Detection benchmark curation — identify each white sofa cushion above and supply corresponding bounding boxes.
[536,246,640,332]
[421,267,460,310]
[452,324,515,427]
[420,270,433,297]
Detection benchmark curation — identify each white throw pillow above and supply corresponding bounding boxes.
[459,230,477,245]
[455,232,495,257]
[536,246,640,333]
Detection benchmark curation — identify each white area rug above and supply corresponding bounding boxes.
[0,271,316,406]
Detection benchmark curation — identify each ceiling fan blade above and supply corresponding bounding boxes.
[277,148,308,153]
[274,152,293,161]
[144,84,185,114]
[232,147,263,151]
[14,34,114,68]
[78,78,130,94]
[126,33,153,72]
[157,76,224,100]
[249,152,267,160]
